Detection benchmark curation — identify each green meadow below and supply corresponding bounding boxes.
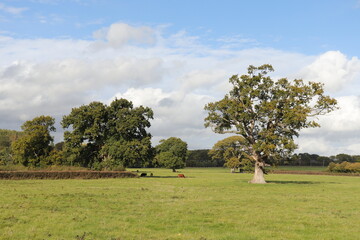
[1,168,359,240]
[268,166,327,172]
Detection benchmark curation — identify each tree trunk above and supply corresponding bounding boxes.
[250,161,266,184]
[172,168,176,172]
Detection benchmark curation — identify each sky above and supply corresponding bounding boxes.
[0,0,360,156]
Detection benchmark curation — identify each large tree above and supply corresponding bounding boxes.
[12,116,56,167]
[61,98,154,169]
[204,64,337,183]
[209,136,252,173]
[155,137,187,172]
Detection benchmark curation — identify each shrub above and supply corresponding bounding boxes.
[327,161,360,173]
[91,157,125,171]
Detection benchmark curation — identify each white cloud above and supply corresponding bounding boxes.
[0,22,359,155]
[217,35,259,49]
[110,87,233,149]
[319,96,360,132]
[111,88,171,107]
[346,143,360,154]
[296,95,360,155]
[93,22,156,48]
[0,56,165,132]
[0,3,27,15]
[179,69,229,92]
[300,51,360,92]
[299,95,360,136]
[296,137,332,155]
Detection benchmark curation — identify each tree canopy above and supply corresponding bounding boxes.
[204,64,338,183]
[11,116,56,167]
[209,136,253,172]
[155,137,188,172]
[62,98,154,169]
[0,129,24,165]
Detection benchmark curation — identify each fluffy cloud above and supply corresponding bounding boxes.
[319,96,360,133]
[296,137,333,155]
[300,51,360,92]
[0,22,359,155]
[93,23,156,48]
[295,95,360,155]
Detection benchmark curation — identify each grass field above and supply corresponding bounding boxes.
[1,168,359,240]
[268,165,327,172]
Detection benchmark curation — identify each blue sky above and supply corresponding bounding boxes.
[2,0,360,54]
[1,0,360,155]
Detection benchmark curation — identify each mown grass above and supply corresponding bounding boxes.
[1,167,359,240]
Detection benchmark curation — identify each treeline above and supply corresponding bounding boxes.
[187,150,360,168]
[186,149,223,167]
[0,98,188,172]
[1,97,359,171]
[3,125,359,170]
[285,153,360,166]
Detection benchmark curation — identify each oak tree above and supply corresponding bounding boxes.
[62,98,154,168]
[204,64,337,183]
[12,115,56,167]
[155,137,187,172]
[209,136,252,173]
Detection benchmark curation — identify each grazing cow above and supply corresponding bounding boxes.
[140,173,147,177]
[178,174,185,178]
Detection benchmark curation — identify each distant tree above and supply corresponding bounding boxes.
[317,156,332,167]
[204,64,337,183]
[0,133,10,150]
[0,129,25,165]
[209,136,253,173]
[289,153,334,167]
[12,116,56,167]
[335,153,353,163]
[155,137,187,172]
[187,149,218,167]
[295,153,320,166]
[0,129,24,150]
[352,155,360,162]
[62,98,154,169]
[0,131,11,165]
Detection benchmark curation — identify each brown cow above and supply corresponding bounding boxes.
[178,174,185,178]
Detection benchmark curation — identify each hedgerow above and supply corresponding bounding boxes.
[327,161,360,173]
[0,171,138,179]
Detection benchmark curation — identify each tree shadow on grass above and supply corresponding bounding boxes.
[267,180,321,184]
[143,176,179,178]
[142,176,194,179]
